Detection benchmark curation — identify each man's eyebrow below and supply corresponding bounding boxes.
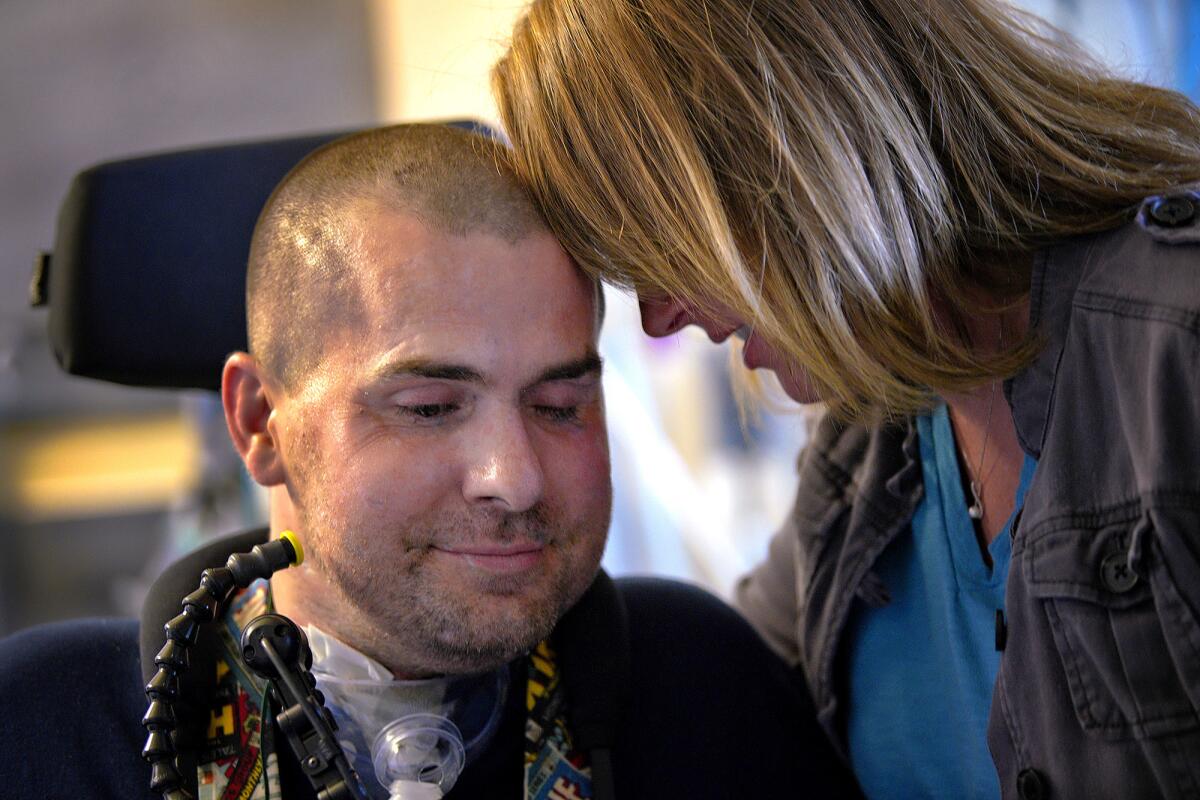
[531,353,603,385]
[370,354,601,385]
[374,359,485,383]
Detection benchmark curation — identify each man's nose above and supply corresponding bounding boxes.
[638,293,692,338]
[462,414,545,512]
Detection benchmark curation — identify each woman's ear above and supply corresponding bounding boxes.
[221,352,287,486]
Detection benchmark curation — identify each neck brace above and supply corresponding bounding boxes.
[305,624,508,800]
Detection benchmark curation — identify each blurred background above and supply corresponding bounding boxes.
[1,0,1198,635]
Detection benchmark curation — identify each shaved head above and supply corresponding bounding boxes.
[246,124,546,389]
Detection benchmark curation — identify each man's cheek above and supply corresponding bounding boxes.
[556,437,610,499]
[553,448,612,533]
[345,456,422,512]
[360,488,390,511]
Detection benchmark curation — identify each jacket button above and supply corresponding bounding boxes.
[1148,194,1196,227]
[1017,768,1048,800]
[1101,551,1139,593]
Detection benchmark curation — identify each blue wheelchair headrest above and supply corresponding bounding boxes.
[37,121,490,391]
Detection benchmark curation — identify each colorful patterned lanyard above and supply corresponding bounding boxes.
[524,640,591,800]
[198,580,278,800]
[196,582,593,800]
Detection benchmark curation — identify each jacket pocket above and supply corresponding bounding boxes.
[1025,514,1200,741]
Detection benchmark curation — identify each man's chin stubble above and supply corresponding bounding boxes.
[377,565,582,674]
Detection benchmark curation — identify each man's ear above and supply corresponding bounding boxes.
[222,352,287,487]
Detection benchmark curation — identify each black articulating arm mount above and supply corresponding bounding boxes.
[241,614,367,799]
[139,533,366,800]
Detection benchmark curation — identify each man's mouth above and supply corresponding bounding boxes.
[432,542,547,573]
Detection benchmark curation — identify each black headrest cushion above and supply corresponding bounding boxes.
[44,121,489,390]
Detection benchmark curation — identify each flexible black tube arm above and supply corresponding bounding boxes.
[140,536,320,800]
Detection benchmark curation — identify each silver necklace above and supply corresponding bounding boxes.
[966,318,1004,521]
[966,379,996,520]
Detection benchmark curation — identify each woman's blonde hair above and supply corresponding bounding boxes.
[493,0,1200,421]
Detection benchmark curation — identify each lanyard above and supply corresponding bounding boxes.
[198,580,278,800]
[524,640,592,800]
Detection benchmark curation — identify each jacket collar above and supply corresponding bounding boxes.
[1005,240,1091,459]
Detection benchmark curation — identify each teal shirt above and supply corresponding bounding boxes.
[844,404,1037,799]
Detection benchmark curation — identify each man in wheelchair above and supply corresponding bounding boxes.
[0,124,858,799]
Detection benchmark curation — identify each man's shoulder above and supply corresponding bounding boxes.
[560,573,788,685]
[0,618,152,797]
[0,617,143,705]
[612,575,808,699]
[613,575,812,707]
[605,577,861,796]
[615,575,770,650]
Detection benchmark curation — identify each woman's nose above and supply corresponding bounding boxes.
[638,294,692,338]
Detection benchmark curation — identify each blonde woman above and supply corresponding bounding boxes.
[493,1,1200,798]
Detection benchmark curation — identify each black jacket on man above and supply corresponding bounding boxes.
[0,529,861,799]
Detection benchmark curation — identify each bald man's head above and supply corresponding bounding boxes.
[246,124,546,389]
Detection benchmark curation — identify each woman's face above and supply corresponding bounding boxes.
[638,294,821,403]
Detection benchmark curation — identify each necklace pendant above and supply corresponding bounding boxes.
[968,481,984,520]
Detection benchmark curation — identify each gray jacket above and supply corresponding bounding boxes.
[736,194,1200,799]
